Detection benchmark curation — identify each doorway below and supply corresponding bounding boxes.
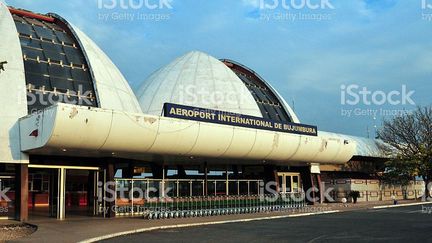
[65,170,96,218]
[28,165,99,220]
[277,172,301,193]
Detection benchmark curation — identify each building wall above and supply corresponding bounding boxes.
[324,178,425,203]
[0,3,28,164]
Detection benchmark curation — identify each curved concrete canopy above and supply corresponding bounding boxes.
[19,103,357,165]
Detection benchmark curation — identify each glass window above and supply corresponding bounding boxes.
[50,76,74,92]
[286,176,292,193]
[49,64,72,79]
[41,41,63,53]
[15,22,33,36]
[293,176,299,193]
[23,17,45,27]
[54,30,75,45]
[71,68,91,82]
[44,50,67,63]
[25,73,51,90]
[73,81,93,93]
[12,15,26,22]
[44,22,63,31]
[22,47,45,60]
[34,26,55,40]
[24,60,49,75]
[20,37,42,49]
[263,105,276,120]
[64,46,85,65]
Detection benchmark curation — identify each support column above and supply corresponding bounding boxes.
[264,165,278,194]
[161,164,165,197]
[310,174,316,205]
[204,162,208,196]
[225,166,229,196]
[105,162,115,218]
[317,174,324,204]
[15,164,28,222]
[57,168,66,220]
[294,166,314,204]
[87,171,95,216]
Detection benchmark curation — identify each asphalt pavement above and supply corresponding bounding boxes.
[103,204,432,243]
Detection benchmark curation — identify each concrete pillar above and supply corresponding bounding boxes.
[264,165,278,194]
[15,164,28,222]
[204,162,208,196]
[310,174,316,205]
[317,174,324,204]
[87,171,95,216]
[161,164,165,197]
[294,166,314,204]
[105,162,115,218]
[57,168,66,220]
[225,166,229,196]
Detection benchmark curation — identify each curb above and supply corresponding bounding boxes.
[78,210,341,243]
[372,201,432,209]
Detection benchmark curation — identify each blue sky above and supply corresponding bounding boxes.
[5,0,431,137]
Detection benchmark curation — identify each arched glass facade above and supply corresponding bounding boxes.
[11,10,97,114]
[221,59,293,122]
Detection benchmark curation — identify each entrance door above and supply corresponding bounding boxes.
[277,173,301,193]
[65,170,96,218]
[49,169,59,218]
[26,168,57,219]
[29,165,100,220]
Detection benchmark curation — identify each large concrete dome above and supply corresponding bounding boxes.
[0,6,141,114]
[136,51,263,117]
[0,5,141,163]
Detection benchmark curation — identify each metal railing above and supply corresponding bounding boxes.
[143,194,305,219]
[115,179,263,198]
[114,179,306,218]
[114,194,305,218]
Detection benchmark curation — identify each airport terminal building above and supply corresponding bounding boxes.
[0,5,385,221]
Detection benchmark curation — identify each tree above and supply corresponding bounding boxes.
[377,106,432,200]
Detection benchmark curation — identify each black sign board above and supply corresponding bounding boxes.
[163,103,318,136]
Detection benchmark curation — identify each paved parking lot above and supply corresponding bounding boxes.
[104,204,432,243]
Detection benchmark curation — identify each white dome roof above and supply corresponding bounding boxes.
[136,51,263,117]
